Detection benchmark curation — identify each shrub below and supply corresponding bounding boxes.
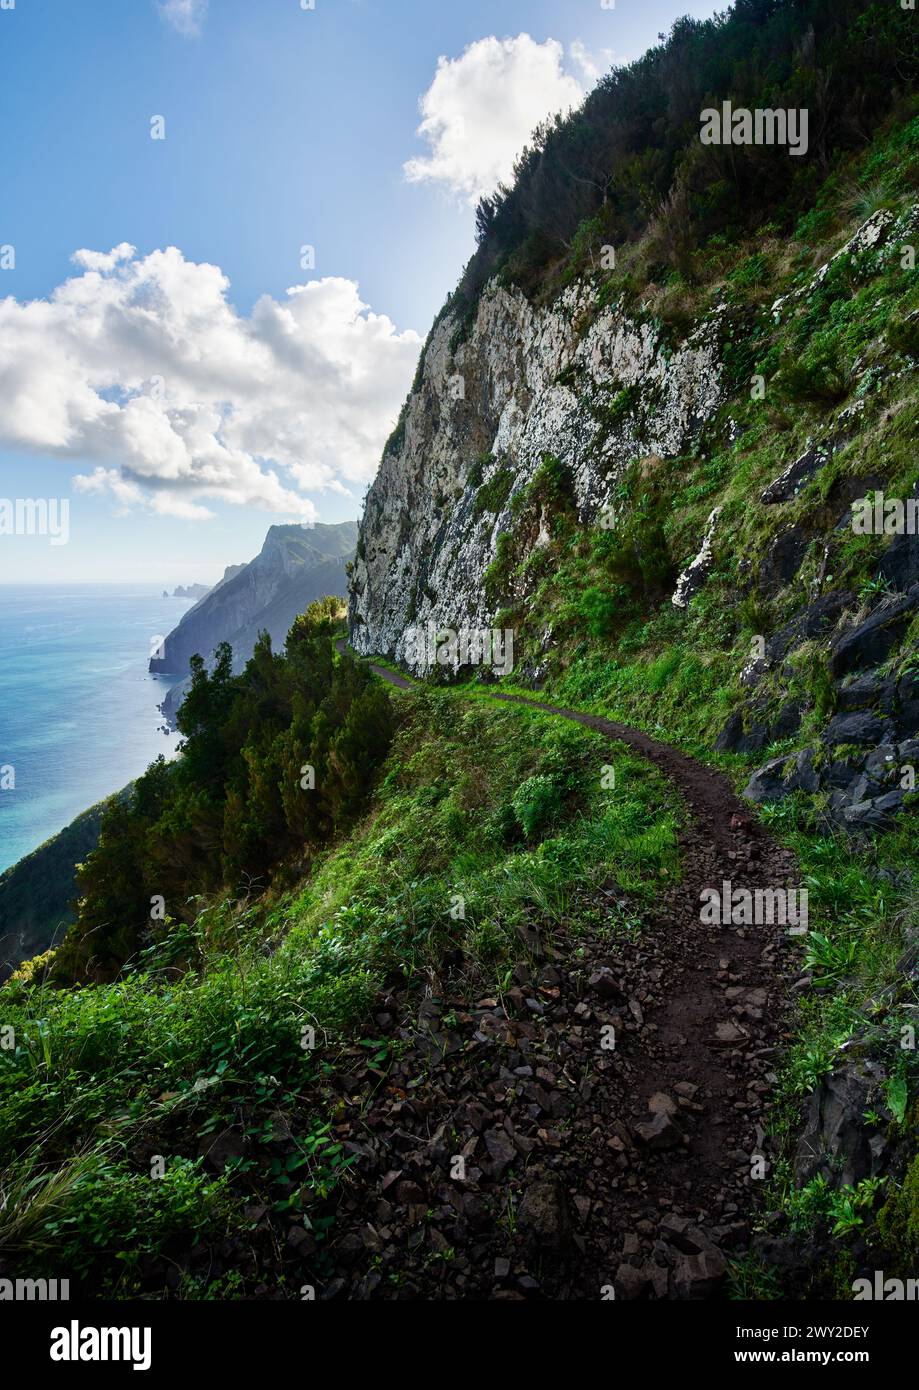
[776,342,852,405]
[887,315,919,358]
[582,586,618,638]
[511,774,562,841]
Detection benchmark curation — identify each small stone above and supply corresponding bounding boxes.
[484,1128,517,1176]
[648,1091,677,1116]
[588,967,624,1000]
[635,1111,684,1151]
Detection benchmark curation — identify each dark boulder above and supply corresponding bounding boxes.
[794,1061,890,1189]
[742,756,789,803]
[827,472,887,531]
[834,673,897,715]
[828,591,919,677]
[875,484,919,591]
[774,700,804,739]
[864,742,901,778]
[824,711,895,747]
[742,747,818,803]
[766,591,854,663]
[897,737,919,768]
[759,526,810,592]
[897,670,919,735]
[826,756,863,789]
[842,788,908,829]
[760,440,839,504]
[876,532,919,592]
[714,709,768,755]
[716,698,804,754]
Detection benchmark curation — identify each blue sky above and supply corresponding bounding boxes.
[0,0,722,584]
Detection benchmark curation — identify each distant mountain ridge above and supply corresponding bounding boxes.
[0,523,357,977]
[152,521,357,720]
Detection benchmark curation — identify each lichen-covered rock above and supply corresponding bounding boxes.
[671,507,721,609]
[760,436,846,504]
[771,210,897,323]
[350,279,724,672]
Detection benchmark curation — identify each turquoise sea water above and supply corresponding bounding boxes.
[0,586,191,872]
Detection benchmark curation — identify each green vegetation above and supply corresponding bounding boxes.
[0,798,109,981]
[877,1154,919,1269]
[448,104,919,1294]
[52,597,393,984]
[472,463,515,518]
[0,682,678,1295]
[468,105,919,761]
[455,0,917,329]
[4,0,919,1301]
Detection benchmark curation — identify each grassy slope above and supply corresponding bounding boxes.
[471,112,919,1291]
[2,114,918,1302]
[0,686,679,1296]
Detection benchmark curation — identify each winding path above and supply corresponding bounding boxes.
[333,638,800,1296]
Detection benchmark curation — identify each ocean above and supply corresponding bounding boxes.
[0,586,191,873]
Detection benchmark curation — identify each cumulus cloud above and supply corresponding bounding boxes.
[404,34,587,205]
[569,40,616,88]
[0,246,421,521]
[71,243,136,274]
[156,0,208,38]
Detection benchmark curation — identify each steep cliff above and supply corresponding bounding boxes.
[350,281,723,669]
[153,521,357,715]
[350,138,919,834]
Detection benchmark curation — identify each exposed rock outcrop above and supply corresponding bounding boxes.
[350,280,724,672]
[672,507,722,609]
[744,737,919,830]
[172,582,212,600]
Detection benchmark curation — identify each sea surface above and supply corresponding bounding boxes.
[0,585,192,873]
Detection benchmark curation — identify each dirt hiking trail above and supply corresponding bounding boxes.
[316,642,800,1298]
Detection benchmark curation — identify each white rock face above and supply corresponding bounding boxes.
[672,506,722,609]
[349,277,725,674]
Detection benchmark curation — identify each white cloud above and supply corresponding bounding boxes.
[156,0,208,38]
[404,34,586,205]
[72,243,136,273]
[0,246,421,521]
[569,40,616,88]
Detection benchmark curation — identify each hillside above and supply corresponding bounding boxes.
[0,798,112,983]
[153,522,357,719]
[1,0,918,1307]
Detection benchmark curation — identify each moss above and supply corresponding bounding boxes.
[467,452,492,490]
[472,465,515,518]
[483,532,515,608]
[877,1155,919,1275]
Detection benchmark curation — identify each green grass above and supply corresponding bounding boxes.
[449,113,919,1288]
[3,107,919,1303]
[0,686,680,1295]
